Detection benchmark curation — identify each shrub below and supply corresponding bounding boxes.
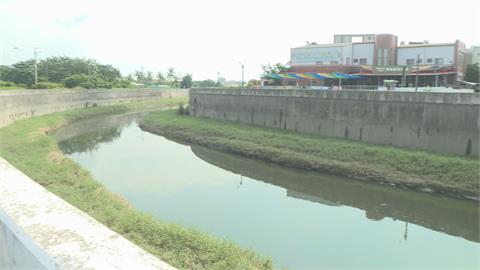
[0,81,13,87]
[64,74,90,88]
[64,74,112,89]
[28,82,63,89]
[113,79,132,88]
[177,104,185,115]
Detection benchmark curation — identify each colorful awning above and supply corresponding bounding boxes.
[265,73,363,79]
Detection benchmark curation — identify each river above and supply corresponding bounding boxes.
[54,113,480,270]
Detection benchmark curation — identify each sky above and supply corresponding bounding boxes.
[1,0,479,81]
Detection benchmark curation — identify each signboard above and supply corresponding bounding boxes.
[374,66,411,74]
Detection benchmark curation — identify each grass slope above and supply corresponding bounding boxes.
[0,98,272,270]
[140,110,480,199]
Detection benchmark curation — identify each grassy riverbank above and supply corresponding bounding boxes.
[140,110,480,199]
[0,98,273,270]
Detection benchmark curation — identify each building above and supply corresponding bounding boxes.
[282,33,468,87]
[466,45,480,65]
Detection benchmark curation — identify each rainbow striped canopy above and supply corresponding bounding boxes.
[265,73,363,79]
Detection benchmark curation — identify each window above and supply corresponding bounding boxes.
[353,59,359,63]
[406,59,415,65]
[434,58,444,65]
[377,49,383,66]
[427,58,433,63]
[418,58,422,64]
[330,61,339,64]
[384,49,389,65]
[359,58,367,65]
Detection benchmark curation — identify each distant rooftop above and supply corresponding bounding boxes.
[398,42,456,48]
[293,43,350,49]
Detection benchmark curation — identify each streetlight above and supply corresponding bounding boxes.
[33,47,40,85]
[0,47,19,80]
[414,54,420,92]
[238,61,244,87]
[1,46,19,66]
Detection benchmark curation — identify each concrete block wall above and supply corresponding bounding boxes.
[190,88,480,157]
[0,88,188,128]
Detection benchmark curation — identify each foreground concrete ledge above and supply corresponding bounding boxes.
[0,157,176,270]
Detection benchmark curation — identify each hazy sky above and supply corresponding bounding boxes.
[1,0,479,80]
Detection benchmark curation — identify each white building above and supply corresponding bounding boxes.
[397,43,456,66]
[468,46,480,64]
[291,42,377,66]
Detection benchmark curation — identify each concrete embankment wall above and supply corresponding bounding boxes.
[0,88,188,128]
[189,88,480,156]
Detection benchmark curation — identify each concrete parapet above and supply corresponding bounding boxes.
[0,88,188,128]
[190,88,480,156]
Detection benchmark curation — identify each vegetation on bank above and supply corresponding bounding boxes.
[140,110,480,199]
[0,98,272,270]
[0,57,127,89]
[0,56,229,90]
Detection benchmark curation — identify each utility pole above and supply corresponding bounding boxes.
[414,54,420,92]
[241,63,244,87]
[33,47,40,85]
[401,65,407,87]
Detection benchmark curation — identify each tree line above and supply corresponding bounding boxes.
[0,56,230,90]
[0,57,126,89]
[130,68,226,88]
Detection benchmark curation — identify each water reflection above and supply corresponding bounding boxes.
[55,113,145,154]
[58,128,121,154]
[192,145,480,243]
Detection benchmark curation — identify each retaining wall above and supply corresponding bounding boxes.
[0,88,188,128]
[189,88,480,156]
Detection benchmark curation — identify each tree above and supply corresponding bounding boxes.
[0,56,122,87]
[247,79,260,87]
[196,79,216,87]
[64,74,111,89]
[261,63,288,85]
[180,74,193,88]
[94,64,121,82]
[134,70,145,82]
[464,64,480,83]
[37,57,120,83]
[166,67,178,87]
[144,71,154,84]
[64,74,90,88]
[4,60,36,86]
[156,71,165,83]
